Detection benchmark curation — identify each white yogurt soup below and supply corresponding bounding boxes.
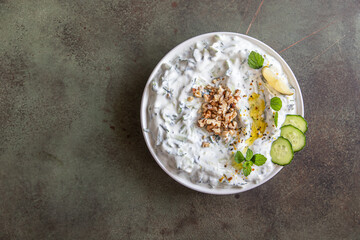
[143,34,297,190]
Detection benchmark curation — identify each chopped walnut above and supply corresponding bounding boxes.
[202,142,210,148]
[222,131,229,138]
[213,94,220,101]
[192,87,203,98]
[228,121,237,129]
[198,118,206,127]
[193,82,241,137]
[204,94,211,102]
[204,110,211,118]
[212,128,221,135]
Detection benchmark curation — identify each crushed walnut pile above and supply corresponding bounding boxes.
[192,82,241,142]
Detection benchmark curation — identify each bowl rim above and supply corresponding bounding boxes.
[140,32,304,195]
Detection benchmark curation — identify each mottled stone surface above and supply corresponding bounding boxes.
[0,0,359,239]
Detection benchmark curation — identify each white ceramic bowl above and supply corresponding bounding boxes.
[140,32,304,195]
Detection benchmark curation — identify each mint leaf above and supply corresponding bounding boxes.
[243,161,253,177]
[252,154,267,166]
[274,112,279,127]
[247,51,264,69]
[270,97,282,111]
[245,148,253,161]
[234,151,245,163]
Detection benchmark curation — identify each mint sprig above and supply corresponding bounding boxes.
[253,154,267,166]
[270,97,282,111]
[234,149,267,177]
[270,97,282,127]
[243,161,253,177]
[245,148,253,161]
[274,112,279,127]
[247,51,264,69]
[234,151,245,163]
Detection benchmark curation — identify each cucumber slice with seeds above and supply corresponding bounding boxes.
[270,137,294,166]
[282,115,308,133]
[280,125,306,152]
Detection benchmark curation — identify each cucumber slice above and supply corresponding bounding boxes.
[282,115,308,133]
[270,137,294,166]
[280,125,306,152]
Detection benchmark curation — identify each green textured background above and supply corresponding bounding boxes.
[0,0,359,239]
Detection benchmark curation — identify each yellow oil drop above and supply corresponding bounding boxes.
[246,93,267,146]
